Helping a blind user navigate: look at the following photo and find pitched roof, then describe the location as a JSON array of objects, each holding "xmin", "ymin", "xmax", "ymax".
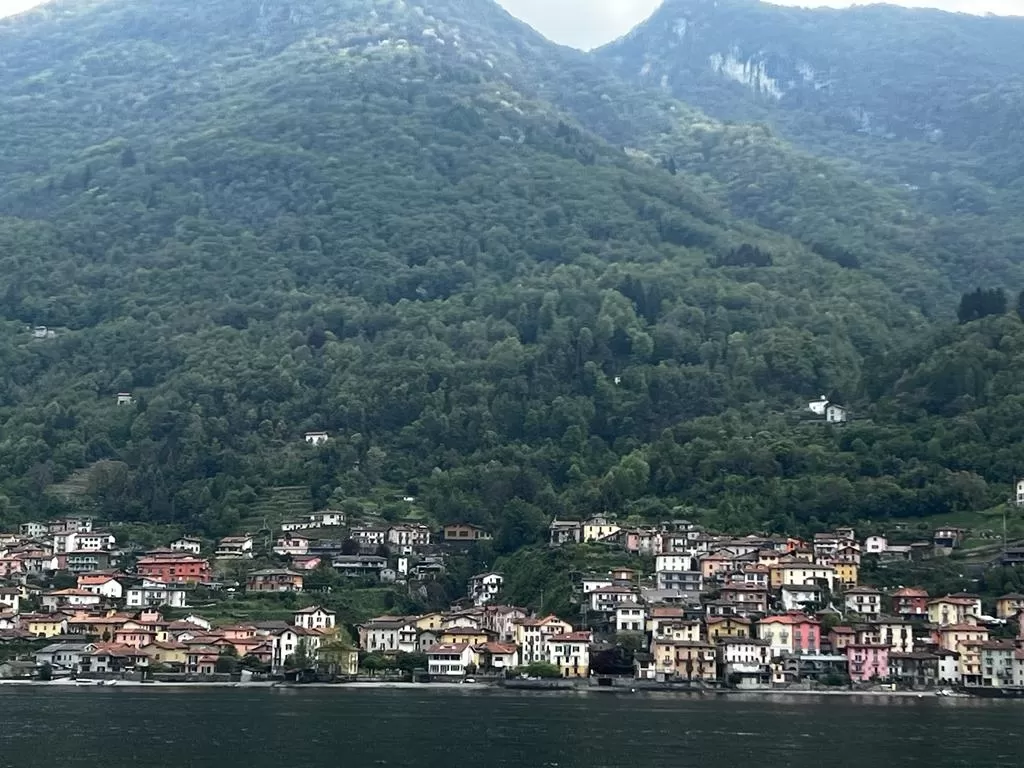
[{"xmin": 425, "ymin": 643, "xmax": 471, "ymax": 653}]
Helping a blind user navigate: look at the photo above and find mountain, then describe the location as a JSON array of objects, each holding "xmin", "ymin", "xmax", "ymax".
[
  {"xmin": 598, "ymin": 0, "xmax": 1024, "ymax": 191},
  {"xmin": 597, "ymin": 0, "xmax": 1024, "ymax": 295},
  {"xmin": 0, "ymin": 0, "xmax": 1018, "ymax": 544}
]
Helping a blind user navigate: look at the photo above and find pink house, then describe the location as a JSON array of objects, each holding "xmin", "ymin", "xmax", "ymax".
[
  {"xmin": 756, "ymin": 613, "xmax": 821, "ymax": 656},
  {"xmin": 846, "ymin": 643, "xmax": 889, "ymax": 683}
]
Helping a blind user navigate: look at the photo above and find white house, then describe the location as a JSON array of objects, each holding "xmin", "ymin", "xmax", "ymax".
[
  {"xmin": 655, "ymin": 554, "xmax": 698, "ymax": 573},
  {"xmin": 75, "ymin": 532, "xmax": 116, "ymax": 551},
  {"xmin": 589, "ymin": 586, "xmax": 639, "ymax": 613},
  {"xmin": 126, "ymin": 579, "xmax": 187, "ymax": 609},
  {"xmin": 281, "ymin": 519, "xmax": 318, "ymax": 532},
  {"xmin": 273, "ymin": 535, "xmax": 310, "ymax": 557},
  {"xmin": 426, "ymin": 643, "xmax": 475, "ymax": 676},
  {"xmin": 780, "ymin": 584, "xmax": 822, "ymax": 612},
  {"xmin": 293, "ymin": 606, "xmax": 336, "ymax": 631},
  {"xmin": 215, "ymin": 536, "xmax": 254, "ymax": 559},
  {"xmin": 938, "ymin": 649, "xmax": 961, "ymax": 685},
  {"xmin": 359, "ymin": 617, "xmax": 418, "ymax": 654},
  {"xmin": 581, "ymin": 575, "xmax": 613, "ymax": 594},
  {"xmin": 809, "ymin": 396, "xmax": 848, "ymax": 423},
  {"xmin": 170, "ymin": 537, "xmax": 203, "ymax": 555},
  {"xmin": 845, "ymin": 586, "xmax": 882, "ymax": 616},
  {"xmin": 41, "ymin": 589, "xmax": 101, "ymax": 612},
  {"xmin": 468, "ymin": 572, "xmax": 504, "ymax": 607},
  {"xmin": 309, "ymin": 510, "xmax": 345, "ymax": 528},
  {"xmin": 1016, "ymin": 479, "xmax": 1024, "ymax": 507},
  {"xmin": 826, "ymin": 404, "xmax": 848, "ymax": 423},
  {"xmin": 35, "ymin": 641, "xmax": 90, "ymax": 672},
  {"xmin": 116, "ymin": 392, "xmax": 134, "ymax": 406},
  {"xmin": 864, "ymin": 535, "xmax": 888, "ymax": 555},
  {"xmin": 304, "ymin": 431, "xmax": 329, "ymax": 446},
  {"xmin": 0, "ymin": 587, "xmax": 20, "ymax": 614},
  {"xmin": 718, "ymin": 637, "xmax": 772, "ymax": 688},
  {"xmin": 386, "ymin": 523, "xmax": 431, "ymax": 550},
  {"xmin": 547, "ymin": 632, "xmax": 591, "ymax": 677},
  {"xmin": 19, "ymin": 522, "xmax": 47, "ymax": 538},
  {"xmin": 77, "ymin": 575, "xmax": 123, "ymax": 599},
  {"xmin": 269, "ymin": 627, "xmax": 323, "ymax": 671},
  {"xmin": 615, "ymin": 604, "xmax": 647, "ymax": 633}
]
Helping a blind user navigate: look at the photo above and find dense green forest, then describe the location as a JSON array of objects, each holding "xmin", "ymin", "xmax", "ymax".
[
  {"xmin": 598, "ymin": 0, "xmax": 1024, "ymax": 293},
  {"xmin": 0, "ymin": 0, "xmax": 1022, "ymax": 546}
]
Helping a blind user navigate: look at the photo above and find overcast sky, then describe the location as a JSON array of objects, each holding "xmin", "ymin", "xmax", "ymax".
[{"xmin": 0, "ymin": 0, "xmax": 1021, "ymax": 48}]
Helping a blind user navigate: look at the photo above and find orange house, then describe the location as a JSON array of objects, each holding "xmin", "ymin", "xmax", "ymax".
[
  {"xmin": 136, "ymin": 555, "xmax": 210, "ymax": 584},
  {"xmin": 246, "ymin": 569, "xmax": 303, "ymax": 592}
]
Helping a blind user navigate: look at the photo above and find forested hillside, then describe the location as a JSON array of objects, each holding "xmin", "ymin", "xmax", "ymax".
[
  {"xmin": 0, "ymin": 0, "xmax": 1021, "ymax": 545},
  {"xmin": 597, "ymin": 0, "xmax": 1024, "ymax": 293}
]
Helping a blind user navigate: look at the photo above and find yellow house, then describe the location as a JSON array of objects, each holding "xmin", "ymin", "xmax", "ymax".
[
  {"xmin": 414, "ymin": 613, "xmax": 445, "ymax": 631},
  {"xmin": 757, "ymin": 550, "xmax": 781, "ymax": 568},
  {"xmin": 995, "ymin": 593, "xmax": 1024, "ymax": 620},
  {"xmin": 936, "ymin": 624, "xmax": 989, "ymax": 666},
  {"xmin": 706, "ymin": 616, "xmax": 752, "ymax": 640},
  {"xmin": 24, "ymin": 614, "xmax": 68, "ymax": 638},
  {"xmin": 662, "ymin": 620, "xmax": 702, "ymax": 642},
  {"xmin": 141, "ymin": 641, "xmax": 188, "ymax": 669},
  {"xmin": 651, "ymin": 640, "xmax": 716, "ymax": 680},
  {"xmin": 778, "ymin": 562, "xmax": 835, "ymax": 591},
  {"xmin": 835, "ymin": 561, "xmax": 858, "ymax": 588},
  {"xmin": 547, "ymin": 632, "xmax": 591, "ymax": 678},
  {"xmin": 582, "ymin": 516, "xmax": 620, "ymax": 543},
  {"xmin": 440, "ymin": 627, "xmax": 492, "ymax": 646},
  {"xmin": 928, "ymin": 597, "xmax": 979, "ymax": 626}
]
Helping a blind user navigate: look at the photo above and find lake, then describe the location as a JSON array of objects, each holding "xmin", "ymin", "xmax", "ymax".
[{"xmin": 1, "ymin": 687, "xmax": 1022, "ymax": 767}]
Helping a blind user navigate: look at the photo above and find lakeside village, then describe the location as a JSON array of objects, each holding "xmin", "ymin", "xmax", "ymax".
[{"xmin": 5, "ymin": 507, "xmax": 1024, "ymax": 695}]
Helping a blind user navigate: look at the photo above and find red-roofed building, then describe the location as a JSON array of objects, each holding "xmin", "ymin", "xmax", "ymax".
[
  {"xmin": 426, "ymin": 643, "xmax": 475, "ymax": 677},
  {"xmin": 891, "ymin": 587, "xmax": 929, "ymax": 617},
  {"xmin": 136, "ymin": 554, "xmax": 210, "ymax": 584},
  {"xmin": 547, "ymin": 631, "xmax": 592, "ymax": 678},
  {"xmin": 475, "ymin": 642, "xmax": 519, "ymax": 671}
]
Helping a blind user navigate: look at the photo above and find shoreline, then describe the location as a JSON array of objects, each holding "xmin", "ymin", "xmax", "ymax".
[{"xmin": 0, "ymin": 679, "xmax": 977, "ymax": 698}]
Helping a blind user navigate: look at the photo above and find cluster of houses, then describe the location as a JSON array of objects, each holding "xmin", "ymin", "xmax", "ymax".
[
  {"xmin": 0, "ymin": 513, "xmax": 497, "ymax": 602},
  {"xmin": 357, "ymin": 606, "xmax": 591, "ymax": 679},
  {"xmin": 25, "ymin": 605, "xmax": 354, "ymax": 679},
  {"xmin": 549, "ymin": 517, "xmax": 968, "ymax": 562}
]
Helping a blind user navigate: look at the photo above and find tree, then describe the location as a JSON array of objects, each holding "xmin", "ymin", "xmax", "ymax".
[
  {"xmin": 523, "ymin": 661, "xmax": 562, "ymax": 679},
  {"xmin": 957, "ymin": 288, "xmax": 1006, "ymax": 324},
  {"xmin": 285, "ymin": 639, "xmax": 312, "ymax": 670}
]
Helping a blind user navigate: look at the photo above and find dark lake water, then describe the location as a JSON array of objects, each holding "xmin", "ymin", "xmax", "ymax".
[{"xmin": 1, "ymin": 687, "xmax": 1021, "ymax": 767}]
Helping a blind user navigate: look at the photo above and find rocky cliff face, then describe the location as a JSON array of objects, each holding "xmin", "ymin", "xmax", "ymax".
[{"xmin": 598, "ymin": 0, "xmax": 1024, "ymax": 151}]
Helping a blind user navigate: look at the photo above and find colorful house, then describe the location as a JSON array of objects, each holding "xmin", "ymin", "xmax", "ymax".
[
  {"xmin": 834, "ymin": 560, "xmax": 858, "ymax": 588},
  {"xmin": 890, "ymin": 587, "xmax": 929, "ymax": 617},
  {"xmin": 246, "ymin": 569, "xmax": 303, "ymax": 593},
  {"xmin": 995, "ymin": 593, "xmax": 1024, "ymax": 620},
  {"xmin": 136, "ymin": 554, "xmax": 210, "ymax": 584},
  {"xmin": 547, "ymin": 631, "xmax": 591, "ymax": 678},
  {"xmin": 706, "ymin": 616, "xmax": 752, "ymax": 640},
  {"xmin": 846, "ymin": 643, "xmax": 890, "ymax": 683},
  {"xmin": 928, "ymin": 596, "xmax": 979, "ymax": 626},
  {"xmin": 756, "ymin": 613, "xmax": 821, "ymax": 657},
  {"xmin": 651, "ymin": 640, "xmax": 717, "ymax": 681}
]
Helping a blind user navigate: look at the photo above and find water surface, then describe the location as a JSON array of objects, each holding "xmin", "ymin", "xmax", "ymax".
[{"xmin": 1, "ymin": 688, "xmax": 1020, "ymax": 767}]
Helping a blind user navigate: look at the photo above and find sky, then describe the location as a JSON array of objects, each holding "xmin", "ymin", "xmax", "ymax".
[{"xmin": 0, "ymin": 0, "xmax": 1021, "ymax": 49}]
